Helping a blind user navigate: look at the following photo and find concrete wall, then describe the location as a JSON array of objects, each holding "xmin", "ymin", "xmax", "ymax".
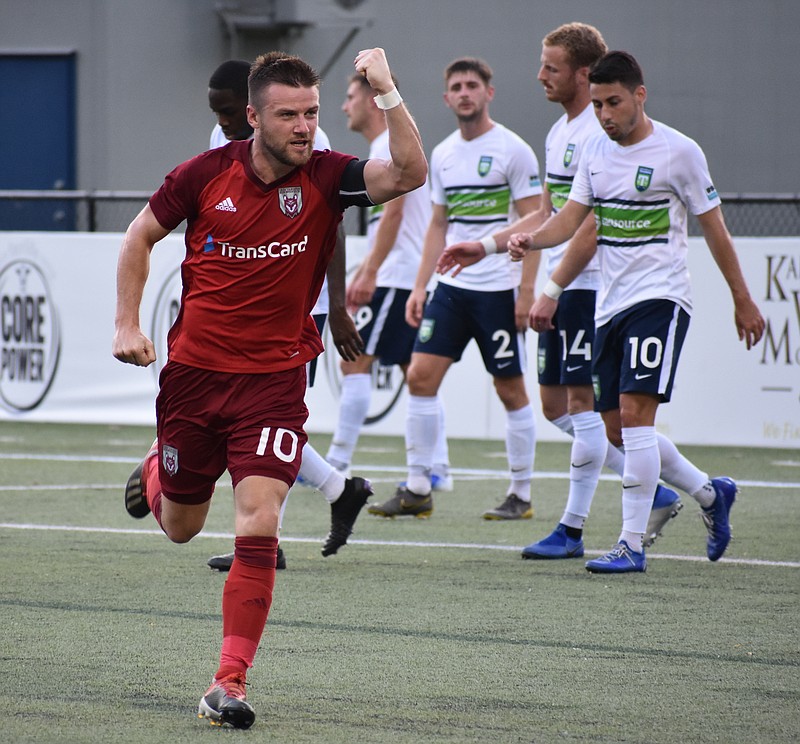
[{"xmin": 0, "ymin": 0, "xmax": 797, "ymax": 197}]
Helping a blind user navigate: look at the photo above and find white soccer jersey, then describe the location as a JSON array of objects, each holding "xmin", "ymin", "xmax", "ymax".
[
  {"xmin": 570, "ymin": 120, "xmax": 721, "ymax": 326},
  {"xmin": 431, "ymin": 123, "xmax": 542, "ymax": 292},
  {"xmin": 543, "ymin": 104, "xmax": 601, "ymax": 291},
  {"xmin": 364, "ymin": 129, "xmax": 432, "ymax": 290}
]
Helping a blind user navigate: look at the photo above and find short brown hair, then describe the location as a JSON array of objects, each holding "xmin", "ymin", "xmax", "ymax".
[
  {"xmin": 249, "ymin": 51, "xmax": 320, "ymax": 106},
  {"xmin": 444, "ymin": 57, "xmax": 493, "ymax": 86},
  {"xmin": 543, "ymin": 23, "xmax": 608, "ymax": 70}
]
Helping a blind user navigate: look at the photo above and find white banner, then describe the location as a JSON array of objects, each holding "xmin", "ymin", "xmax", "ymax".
[{"xmin": 0, "ymin": 231, "xmax": 797, "ymax": 448}]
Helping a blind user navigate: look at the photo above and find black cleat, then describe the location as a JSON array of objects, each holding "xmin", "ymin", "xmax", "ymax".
[
  {"xmin": 124, "ymin": 460, "xmax": 150, "ymax": 518},
  {"xmin": 124, "ymin": 441, "xmax": 158, "ymax": 519},
  {"xmin": 207, "ymin": 546, "xmax": 286, "ymax": 571},
  {"xmin": 198, "ymin": 672, "xmax": 255, "ymax": 729},
  {"xmin": 321, "ymin": 477, "xmax": 373, "ymax": 556}
]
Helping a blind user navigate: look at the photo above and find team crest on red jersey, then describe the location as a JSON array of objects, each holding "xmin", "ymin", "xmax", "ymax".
[{"xmin": 279, "ymin": 186, "xmax": 303, "ymax": 218}]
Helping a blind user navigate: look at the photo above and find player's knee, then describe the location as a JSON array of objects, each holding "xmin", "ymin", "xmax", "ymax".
[
  {"xmin": 405, "ymin": 364, "xmax": 433, "ymax": 395},
  {"xmin": 541, "ymin": 399, "xmax": 566, "ymax": 422},
  {"xmin": 162, "ymin": 523, "xmax": 201, "ymax": 544},
  {"xmin": 493, "ymin": 377, "xmax": 528, "ymax": 410}
]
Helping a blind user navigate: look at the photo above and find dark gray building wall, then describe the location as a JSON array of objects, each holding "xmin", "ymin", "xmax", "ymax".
[{"xmin": 1, "ymin": 0, "xmax": 796, "ymax": 195}]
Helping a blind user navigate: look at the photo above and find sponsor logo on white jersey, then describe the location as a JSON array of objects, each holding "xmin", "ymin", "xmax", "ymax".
[{"xmin": 215, "ymin": 197, "xmax": 237, "ymax": 212}]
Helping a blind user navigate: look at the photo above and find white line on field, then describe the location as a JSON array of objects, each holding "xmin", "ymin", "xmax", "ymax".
[
  {"xmin": 0, "ymin": 521, "xmax": 797, "ymax": 568},
  {"xmin": 1, "ymin": 467, "xmax": 799, "ymax": 491}
]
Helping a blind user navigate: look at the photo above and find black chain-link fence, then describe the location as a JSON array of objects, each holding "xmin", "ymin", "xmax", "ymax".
[
  {"xmin": 0, "ymin": 190, "xmax": 151, "ymax": 232},
  {"xmin": 0, "ymin": 190, "xmax": 797, "ymax": 236},
  {"xmin": 688, "ymin": 194, "xmax": 800, "ymax": 237}
]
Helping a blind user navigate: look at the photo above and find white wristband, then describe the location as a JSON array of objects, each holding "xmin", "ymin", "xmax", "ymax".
[
  {"xmin": 373, "ymin": 87, "xmax": 403, "ymax": 110},
  {"xmin": 480, "ymin": 235, "xmax": 498, "ymax": 255},
  {"xmin": 543, "ymin": 279, "xmax": 564, "ymax": 300}
]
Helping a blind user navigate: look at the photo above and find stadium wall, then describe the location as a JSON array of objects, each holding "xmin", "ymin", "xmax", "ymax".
[
  {"xmin": 0, "ymin": 0, "xmax": 797, "ymax": 195},
  {"xmin": 1, "ymin": 232, "xmax": 797, "ymax": 448}
]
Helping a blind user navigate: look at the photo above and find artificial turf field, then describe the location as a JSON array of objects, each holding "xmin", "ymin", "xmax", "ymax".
[{"xmin": 1, "ymin": 420, "xmax": 798, "ymax": 743}]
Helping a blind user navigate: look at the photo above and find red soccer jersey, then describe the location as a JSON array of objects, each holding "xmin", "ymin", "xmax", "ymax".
[{"xmin": 149, "ymin": 141, "xmax": 358, "ymax": 374}]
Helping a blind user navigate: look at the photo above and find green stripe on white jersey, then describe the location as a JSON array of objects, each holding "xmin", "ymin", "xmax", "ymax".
[
  {"xmin": 570, "ymin": 120, "xmax": 721, "ymax": 326},
  {"xmin": 542, "ymin": 104, "xmax": 603, "ymax": 289},
  {"xmin": 430, "ymin": 122, "xmax": 542, "ymax": 292}
]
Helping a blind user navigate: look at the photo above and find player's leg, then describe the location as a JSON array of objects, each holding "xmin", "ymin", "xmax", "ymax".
[
  {"xmin": 198, "ymin": 366, "xmax": 307, "ymax": 729},
  {"xmin": 430, "ymin": 398, "xmax": 453, "ymax": 490},
  {"xmin": 471, "ymin": 289, "xmax": 536, "ymax": 520},
  {"xmin": 524, "ymin": 291, "xmax": 600, "ymax": 554},
  {"xmin": 587, "ymin": 301, "xmax": 690, "ymax": 573},
  {"xmin": 482, "ymin": 373, "xmax": 536, "ymax": 519},
  {"xmin": 368, "ymin": 284, "xmax": 466, "ymax": 518},
  {"xmin": 368, "ymin": 351, "xmax": 451, "ymax": 518},
  {"xmin": 124, "ymin": 362, "xmax": 223, "ymax": 542},
  {"xmin": 327, "ymin": 287, "xmax": 411, "ymax": 472},
  {"xmin": 326, "ymin": 353, "xmax": 374, "ymax": 472},
  {"xmin": 199, "ymin": 474, "xmax": 285, "ymax": 730}
]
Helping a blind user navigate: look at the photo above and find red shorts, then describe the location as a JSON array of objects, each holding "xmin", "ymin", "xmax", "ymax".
[{"xmin": 155, "ymin": 361, "xmax": 309, "ymax": 505}]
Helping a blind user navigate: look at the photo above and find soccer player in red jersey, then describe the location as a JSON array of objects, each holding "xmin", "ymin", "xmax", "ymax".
[{"xmin": 112, "ymin": 47, "xmax": 426, "ymax": 730}]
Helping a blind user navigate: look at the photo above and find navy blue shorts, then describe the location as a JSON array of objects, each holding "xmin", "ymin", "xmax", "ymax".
[
  {"xmin": 353, "ymin": 286, "xmax": 418, "ymax": 366},
  {"xmin": 413, "ymin": 282, "xmax": 526, "ymax": 378},
  {"xmin": 592, "ymin": 299, "xmax": 690, "ymax": 411},
  {"xmin": 537, "ymin": 289, "xmax": 596, "ymax": 387},
  {"xmin": 307, "ymin": 313, "xmax": 326, "ymax": 387}
]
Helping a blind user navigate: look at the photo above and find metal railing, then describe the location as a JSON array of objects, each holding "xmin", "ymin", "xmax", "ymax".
[{"xmin": 0, "ymin": 189, "xmax": 797, "ymax": 236}]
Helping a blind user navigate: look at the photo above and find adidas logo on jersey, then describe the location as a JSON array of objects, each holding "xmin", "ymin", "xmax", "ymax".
[{"xmin": 215, "ymin": 197, "xmax": 237, "ymax": 212}]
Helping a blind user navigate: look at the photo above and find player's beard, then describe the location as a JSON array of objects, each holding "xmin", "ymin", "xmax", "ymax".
[
  {"xmin": 257, "ymin": 129, "xmax": 313, "ymax": 168},
  {"xmin": 455, "ymin": 105, "xmax": 483, "ymax": 125}
]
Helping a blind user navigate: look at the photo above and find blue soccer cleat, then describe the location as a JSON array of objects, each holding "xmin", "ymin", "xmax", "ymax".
[
  {"xmin": 643, "ymin": 485, "xmax": 683, "ymax": 548},
  {"xmin": 585, "ymin": 540, "xmax": 646, "ymax": 574},
  {"xmin": 521, "ymin": 523, "xmax": 584, "ymax": 559},
  {"xmin": 702, "ymin": 477, "xmax": 737, "ymax": 561}
]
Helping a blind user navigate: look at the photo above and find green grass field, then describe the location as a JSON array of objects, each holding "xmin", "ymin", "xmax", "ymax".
[{"xmin": 1, "ymin": 420, "xmax": 798, "ymax": 743}]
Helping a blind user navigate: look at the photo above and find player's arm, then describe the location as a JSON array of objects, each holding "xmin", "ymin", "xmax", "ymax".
[
  {"xmin": 113, "ymin": 204, "xmax": 169, "ymax": 367},
  {"xmin": 509, "ymin": 198, "xmax": 591, "ymax": 260},
  {"xmin": 437, "ymin": 160, "xmax": 552, "ymax": 279},
  {"xmin": 437, "ymin": 193, "xmax": 583, "ymax": 275},
  {"xmin": 529, "ymin": 214, "xmax": 598, "ymax": 332},
  {"xmin": 347, "ymin": 196, "xmax": 405, "ymax": 308},
  {"xmin": 486, "ymin": 189, "xmax": 554, "ymax": 255},
  {"xmin": 327, "ymin": 224, "xmax": 364, "ymax": 361},
  {"xmin": 406, "ymin": 204, "xmax": 447, "ymax": 328},
  {"xmin": 697, "ymin": 206, "xmax": 765, "ymax": 350},
  {"xmin": 514, "ymin": 194, "xmax": 543, "ymax": 332},
  {"xmin": 354, "ymin": 48, "xmax": 427, "ymax": 204}
]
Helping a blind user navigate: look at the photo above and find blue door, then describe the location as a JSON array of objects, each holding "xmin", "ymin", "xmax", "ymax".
[{"xmin": 0, "ymin": 54, "xmax": 77, "ymax": 230}]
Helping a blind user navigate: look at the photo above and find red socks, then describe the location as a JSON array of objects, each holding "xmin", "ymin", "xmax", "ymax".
[
  {"xmin": 216, "ymin": 536, "xmax": 279, "ymax": 679},
  {"xmin": 142, "ymin": 446, "xmax": 164, "ymax": 528}
]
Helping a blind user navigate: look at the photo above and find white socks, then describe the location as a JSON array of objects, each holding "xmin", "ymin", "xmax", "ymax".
[
  {"xmin": 326, "ymin": 373, "xmax": 372, "ymax": 470},
  {"xmin": 620, "ymin": 426, "xmax": 660, "ymax": 552},
  {"xmin": 656, "ymin": 433, "xmax": 713, "ymax": 507},
  {"xmin": 506, "ymin": 405, "xmax": 536, "ymax": 502},
  {"xmin": 298, "ymin": 443, "xmax": 345, "ymax": 504},
  {"xmin": 562, "ymin": 411, "xmax": 607, "ymax": 527},
  {"xmin": 405, "ymin": 394, "xmax": 440, "ymax": 495}
]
